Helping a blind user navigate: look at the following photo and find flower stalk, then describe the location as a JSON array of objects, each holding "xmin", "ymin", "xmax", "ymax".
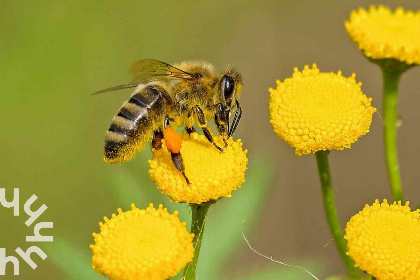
[
  {"xmin": 183, "ymin": 201, "xmax": 213, "ymax": 280},
  {"xmin": 373, "ymin": 58, "xmax": 415, "ymax": 202},
  {"xmin": 315, "ymin": 151, "xmax": 360, "ymax": 279},
  {"xmin": 380, "ymin": 65, "xmax": 408, "ymax": 202}
]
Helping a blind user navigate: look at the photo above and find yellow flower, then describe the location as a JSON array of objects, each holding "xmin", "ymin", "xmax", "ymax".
[
  {"xmin": 345, "ymin": 199, "xmax": 420, "ymax": 280},
  {"xmin": 345, "ymin": 6, "xmax": 420, "ymax": 65},
  {"xmin": 269, "ymin": 64, "xmax": 376, "ymax": 155},
  {"xmin": 149, "ymin": 133, "xmax": 248, "ymax": 204},
  {"xmin": 90, "ymin": 203, "xmax": 194, "ymax": 280}
]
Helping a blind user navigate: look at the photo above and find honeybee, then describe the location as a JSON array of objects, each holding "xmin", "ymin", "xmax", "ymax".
[{"xmin": 95, "ymin": 59, "xmax": 243, "ymax": 183}]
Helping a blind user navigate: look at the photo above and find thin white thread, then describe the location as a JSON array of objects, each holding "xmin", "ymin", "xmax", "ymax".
[
  {"xmin": 241, "ymin": 220, "xmax": 320, "ymax": 280},
  {"xmin": 323, "ymin": 238, "xmax": 335, "ymax": 248}
]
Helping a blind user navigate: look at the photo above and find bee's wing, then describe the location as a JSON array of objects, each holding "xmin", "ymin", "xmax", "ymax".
[
  {"xmin": 92, "ymin": 83, "xmax": 139, "ymax": 95},
  {"xmin": 129, "ymin": 59, "xmax": 196, "ymax": 83},
  {"xmin": 93, "ymin": 60, "xmax": 195, "ymax": 95}
]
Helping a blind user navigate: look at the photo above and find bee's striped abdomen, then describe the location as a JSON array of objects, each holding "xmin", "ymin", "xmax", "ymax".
[{"xmin": 104, "ymin": 85, "xmax": 169, "ymax": 163}]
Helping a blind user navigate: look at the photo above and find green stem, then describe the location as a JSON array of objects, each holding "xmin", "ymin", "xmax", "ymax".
[
  {"xmin": 315, "ymin": 151, "xmax": 360, "ymax": 279},
  {"xmin": 382, "ymin": 67, "xmax": 404, "ymax": 202},
  {"xmin": 183, "ymin": 202, "xmax": 213, "ymax": 280}
]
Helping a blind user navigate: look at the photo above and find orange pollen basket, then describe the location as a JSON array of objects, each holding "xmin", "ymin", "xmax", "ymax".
[{"xmin": 164, "ymin": 127, "xmax": 183, "ymax": 153}]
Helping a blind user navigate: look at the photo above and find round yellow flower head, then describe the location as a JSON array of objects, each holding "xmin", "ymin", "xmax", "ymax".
[
  {"xmin": 149, "ymin": 133, "xmax": 248, "ymax": 204},
  {"xmin": 90, "ymin": 203, "xmax": 194, "ymax": 280},
  {"xmin": 345, "ymin": 6, "xmax": 420, "ymax": 65},
  {"xmin": 345, "ymin": 199, "xmax": 420, "ymax": 280},
  {"xmin": 269, "ymin": 64, "xmax": 376, "ymax": 156}
]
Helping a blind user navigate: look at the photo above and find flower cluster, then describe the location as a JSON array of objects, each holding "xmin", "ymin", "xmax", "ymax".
[
  {"xmin": 91, "ymin": 203, "xmax": 194, "ymax": 280},
  {"xmin": 90, "ymin": 4, "xmax": 420, "ymax": 280},
  {"xmin": 345, "ymin": 6, "xmax": 420, "ymax": 65},
  {"xmin": 269, "ymin": 64, "xmax": 376, "ymax": 155},
  {"xmin": 345, "ymin": 199, "xmax": 420, "ymax": 280}
]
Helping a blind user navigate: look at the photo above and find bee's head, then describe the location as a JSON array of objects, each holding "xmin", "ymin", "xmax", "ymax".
[{"xmin": 219, "ymin": 67, "xmax": 242, "ymax": 109}]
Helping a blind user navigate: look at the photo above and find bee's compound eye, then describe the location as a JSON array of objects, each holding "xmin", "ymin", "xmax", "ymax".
[{"xmin": 222, "ymin": 75, "xmax": 235, "ymax": 100}]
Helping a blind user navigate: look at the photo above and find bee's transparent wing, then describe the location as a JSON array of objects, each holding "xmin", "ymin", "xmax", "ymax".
[
  {"xmin": 92, "ymin": 83, "xmax": 139, "ymax": 95},
  {"xmin": 93, "ymin": 60, "xmax": 196, "ymax": 95},
  {"xmin": 129, "ymin": 59, "xmax": 195, "ymax": 83}
]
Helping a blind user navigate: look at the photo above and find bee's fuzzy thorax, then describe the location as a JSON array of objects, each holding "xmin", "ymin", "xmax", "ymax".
[{"xmin": 175, "ymin": 60, "xmax": 216, "ymax": 77}]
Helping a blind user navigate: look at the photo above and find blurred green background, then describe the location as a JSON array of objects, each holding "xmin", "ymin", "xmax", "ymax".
[{"xmin": 1, "ymin": 0, "xmax": 419, "ymax": 279}]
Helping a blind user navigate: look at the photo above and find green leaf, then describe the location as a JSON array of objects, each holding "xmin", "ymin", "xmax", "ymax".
[
  {"xmin": 197, "ymin": 155, "xmax": 274, "ymax": 279},
  {"xmin": 108, "ymin": 153, "xmax": 157, "ymax": 207},
  {"xmin": 44, "ymin": 237, "xmax": 102, "ymax": 280},
  {"xmin": 108, "ymin": 153, "xmax": 190, "ymax": 225}
]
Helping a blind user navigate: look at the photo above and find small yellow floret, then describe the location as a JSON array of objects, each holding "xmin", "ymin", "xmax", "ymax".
[
  {"xmin": 149, "ymin": 133, "xmax": 248, "ymax": 204},
  {"xmin": 345, "ymin": 6, "xmax": 420, "ymax": 65},
  {"xmin": 269, "ymin": 64, "xmax": 376, "ymax": 155},
  {"xmin": 90, "ymin": 203, "xmax": 194, "ymax": 280},
  {"xmin": 345, "ymin": 199, "xmax": 420, "ymax": 280}
]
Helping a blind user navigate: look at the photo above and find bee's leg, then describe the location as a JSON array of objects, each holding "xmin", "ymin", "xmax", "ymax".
[
  {"xmin": 215, "ymin": 103, "xmax": 229, "ymax": 147},
  {"xmin": 171, "ymin": 152, "xmax": 190, "ymax": 184},
  {"xmin": 152, "ymin": 130, "xmax": 164, "ymax": 150},
  {"xmin": 228, "ymin": 100, "xmax": 242, "ymax": 137},
  {"xmin": 184, "ymin": 111, "xmax": 196, "ymax": 137},
  {"xmin": 164, "ymin": 115, "xmax": 176, "ymax": 129},
  {"xmin": 195, "ymin": 106, "xmax": 223, "ymax": 152},
  {"xmin": 185, "ymin": 126, "xmax": 196, "ymax": 136},
  {"xmin": 163, "ymin": 118, "xmax": 190, "ymax": 184}
]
